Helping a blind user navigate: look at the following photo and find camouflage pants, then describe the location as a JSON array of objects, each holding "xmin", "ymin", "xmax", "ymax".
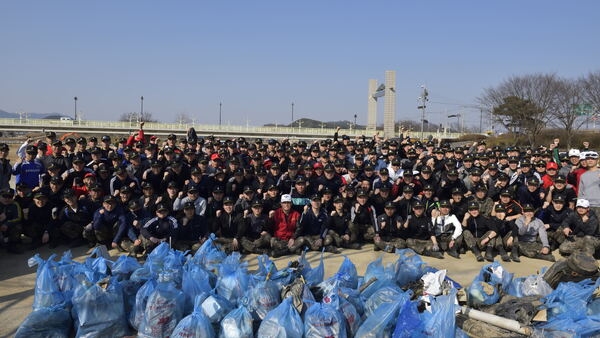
[
  {"xmin": 515, "ymin": 240, "xmax": 543, "ymax": 258},
  {"xmin": 559, "ymin": 235, "xmax": 600, "ymax": 256},
  {"xmin": 325, "ymin": 230, "xmax": 355, "ymax": 248},
  {"xmin": 291, "ymin": 235, "xmax": 323, "ymax": 252},
  {"xmin": 214, "ymin": 237, "xmax": 240, "ymax": 254},
  {"xmin": 349, "ymin": 222, "xmax": 375, "ymax": 243},
  {"xmin": 83, "ymin": 222, "xmax": 116, "ymax": 246},
  {"xmin": 174, "ymin": 240, "xmax": 202, "ymax": 253},
  {"xmin": 406, "ymin": 238, "xmax": 435, "ymax": 255},
  {"xmin": 1, "ymin": 223, "xmax": 22, "ymax": 243},
  {"xmin": 374, "ymin": 235, "xmax": 406, "ymax": 252},
  {"xmin": 240, "ymin": 234, "xmax": 272, "ymax": 254},
  {"xmin": 546, "ymin": 227, "xmax": 567, "ymax": 248},
  {"xmin": 436, "ymin": 233, "xmax": 463, "ymax": 252},
  {"xmin": 462, "ymin": 230, "xmax": 494, "ymax": 250}
]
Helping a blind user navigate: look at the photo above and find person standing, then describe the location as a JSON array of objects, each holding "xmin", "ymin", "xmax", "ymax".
[{"xmin": 578, "ymin": 151, "xmax": 600, "ymax": 216}]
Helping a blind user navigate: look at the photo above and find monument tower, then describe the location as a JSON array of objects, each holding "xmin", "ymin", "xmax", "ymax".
[{"xmin": 367, "ymin": 70, "xmax": 396, "ymax": 138}]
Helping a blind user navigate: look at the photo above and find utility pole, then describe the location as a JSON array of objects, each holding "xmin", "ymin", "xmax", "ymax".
[
  {"xmin": 73, "ymin": 97, "xmax": 77, "ymax": 121},
  {"xmin": 291, "ymin": 102, "xmax": 294, "ymax": 128},
  {"xmin": 417, "ymin": 86, "xmax": 429, "ymax": 141},
  {"xmin": 219, "ymin": 102, "xmax": 222, "ymax": 126},
  {"xmin": 140, "ymin": 96, "xmax": 144, "ymax": 122}
]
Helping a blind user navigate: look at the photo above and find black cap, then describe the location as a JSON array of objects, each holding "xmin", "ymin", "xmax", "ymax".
[
  {"xmin": 324, "ymin": 164, "xmax": 335, "ymax": 172},
  {"xmin": 33, "ymin": 191, "xmax": 48, "ymax": 199},
  {"xmin": 156, "ymin": 203, "xmax": 169, "ymax": 211},
  {"xmin": 243, "ymin": 186, "xmax": 254, "ymax": 193},
  {"xmin": 187, "ymin": 185, "xmax": 199, "ymax": 193},
  {"xmin": 379, "ymin": 182, "xmax": 392, "ymax": 191},
  {"xmin": 439, "ymin": 200, "xmax": 451, "ymax": 208},
  {"xmin": 310, "ymin": 194, "xmax": 321, "ymax": 201},
  {"xmin": 183, "ymin": 201, "xmax": 196, "ymax": 209},
  {"xmin": 50, "ymin": 176, "xmax": 63, "ymax": 184},
  {"xmin": 402, "ymin": 185, "xmax": 414, "ymax": 193},
  {"xmin": 333, "ymin": 195, "xmax": 344, "ymax": 203},
  {"xmin": 379, "ymin": 168, "xmax": 389, "ymax": 175},
  {"xmin": 25, "ymin": 145, "xmax": 38, "ymax": 154},
  {"xmin": 451, "ymin": 187, "xmax": 463, "ymax": 195},
  {"xmin": 522, "ymin": 203, "xmax": 535, "ymax": 212},
  {"xmin": 384, "ymin": 201, "xmax": 396, "ymax": 209},
  {"xmin": 423, "ymin": 184, "xmax": 434, "ymax": 191},
  {"xmin": 499, "ymin": 189, "xmax": 512, "ymax": 197},
  {"xmin": 251, "ymin": 200, "xmax": 263, "ymax": 207},
  {"xmin": 356, "ymin": 189, "xmax": 368, "ymax": 197},
  {"xmin": 554, "ymin": 175, "xmax": 566, "ymax": 183},
  {"xmin": 447, "ymin": 169, "xmax": 458, "ymax": 176},
  {"xmin": 468, "ymin": 201, "xmax": 480, "ymax": 210},
  {"xmin": 223, "ymin": 196, "xmax": 235, "ymax": 204},
  {"xmin": 119, "ymin": 186, "xmax": 132, "ymax": 194},
  {"xmin": 103, "ymin": 195, "xmax": 116, "ymax": 204},
  {"xmin": 128, "ymin": 200, "xmax": 142, "ymax": 210},
  {"xmin": 552, "ymin": 195, "xmax": 566, "ymax": 203},
  {"xmin": 494, "ymin": 204, "xmax": 506, "ymax": 213},
  {"xmin": 412, "ymin": 200, "xmax": 425, "ymax": 208},
  {"xmin": 213, "ymin": 185, "xmax": 224, "ymax": 193}
]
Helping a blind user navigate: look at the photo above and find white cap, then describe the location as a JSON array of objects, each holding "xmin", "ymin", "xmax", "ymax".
[
  {"xmin": 281, "ymin": 194, "xmax": 292, "ymax": 203},
  {"xmin": 576, "ymin": 199, "xmax": 590, "ymax": 208},
  {"xmin": 585, "ymin": 151, "xmax": 599, "ymax": 159},
  {"xmin": 568, "ymin": 149, "xmax": 580, "ymax": 158}
]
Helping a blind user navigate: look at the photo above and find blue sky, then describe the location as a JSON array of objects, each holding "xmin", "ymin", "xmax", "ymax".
[{"xmin": 1, "ymin": 1, "xmax": 598, "ymax": 129}]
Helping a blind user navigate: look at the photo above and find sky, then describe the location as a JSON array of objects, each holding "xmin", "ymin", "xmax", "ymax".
[{"xmin": 1, "ymin": 1, "xmax": 599, "ymax": 130}]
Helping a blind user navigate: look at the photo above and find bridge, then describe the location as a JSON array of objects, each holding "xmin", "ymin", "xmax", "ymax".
[{"xmin": 0, "ymin": 118, "xmax": 468, "ymax": 142}]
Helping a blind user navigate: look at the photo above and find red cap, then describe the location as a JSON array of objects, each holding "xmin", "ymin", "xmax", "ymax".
[
  {"xmin": 546, "ymin": 162, "xmax": 558, "ymax": 170},
  {"xmin": 150, "ymin": 135, "xmax": 158, "ymax": 140},
  {"xmin": 210, "ymin": 153, "xmax": 220, "ymax": 161},
  {"xmin": 313, "ymin": 163, "xmax": 324, "ymax": 169},
  {"xmin": 84, "ymin": 172, "xmax": 96, "ymax": 178}
]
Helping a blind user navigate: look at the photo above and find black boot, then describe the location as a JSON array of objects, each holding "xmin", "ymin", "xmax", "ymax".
[
  {"xmin": 484, "ymin": 246, "xmax": 494, "ymax": 262},
  {"xmin": 270, "ymin": 247, "xmax": 289, "ymax": 258},
  {"xmin": 447, "ymin": 247, "xmax": 460, "ymax": 258},
  {"xmin": 510, "ymin": 246, "xmax": 520, "ymax": 262},
  {"xmin": 424, "ymin": 250, "xmax": 444, "ymax": 259},
  {"xmin": 498, "ymin": 247, "xmax": 510, "ymax": 262},
  {"xmin": 535, "ymin": 252, "xmax": 556, "ymax": 262},
  {"xmin": 472, "ymin": 246, "xmax": 484, "ymax": 262}
]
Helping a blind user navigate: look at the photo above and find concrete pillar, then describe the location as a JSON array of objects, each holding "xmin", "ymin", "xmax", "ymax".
[
  {"xmin": 367, "ymin": 79, "xmax": 377, "ymax": 131},
  {"xmin": 383, "ymin": 70, "xmax": 396, "ymax": 138}
]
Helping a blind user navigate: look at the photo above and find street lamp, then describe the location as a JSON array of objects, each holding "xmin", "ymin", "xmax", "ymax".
[
  {"xmin": 73, "ymin": 97, "xmax": 77, "ymax": 121},
  {"xmin": 291, "ymin": 102, "xmax": 294, "ymax": 128},
  {"xmin": 417, "ymin": 85, "xmax": 429, "ymax": 140},
  {"xmin": 354, "ymin": 114, "xmax": 357, "ymax": 129},
  {"xmin": 140, "ymin": 96, "xmax": 144, "ymax": 122},
  {"xmin": 219, "ymin": 102, "xmax": 222, "ymax": 126}
]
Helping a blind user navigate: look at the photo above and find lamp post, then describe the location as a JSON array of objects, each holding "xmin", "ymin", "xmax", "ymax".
[
  {"xmin": 354, "ymin": 114, "xmax": 357, "ymax": 129},
  {"xmin": 140, "ymin": 96, "xmax": 144, "ymax": 122},
  {"xmin": 291, "ymin": 102, "xmax": 294, "ymax": 128},
  {"xmin": 219, "ymin": 102, "xmax": 222, "ymax": 126},
  {"xmin": 417, "ymin": 86, "xmax": 429, "ymax": 141},
  {"xmin": 73, "ymin": 97, "xmax": 77, "ymax": 121}
]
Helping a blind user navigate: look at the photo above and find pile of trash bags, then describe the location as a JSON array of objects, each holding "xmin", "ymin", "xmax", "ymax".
[{"xmin": 15, "ymin": 233, "xmax": 600, "ymax": 337}]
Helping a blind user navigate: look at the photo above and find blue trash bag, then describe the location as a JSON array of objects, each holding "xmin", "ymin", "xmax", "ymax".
[
  {"xmin": 138, "ymin": 273, "xmax": 186, "ymax": 338},
  {"xmin": 394, "ymin": 249, "xmax": 427, "ymax": 287},
  {"xmin": 171, "ymin": 295, "xmax": 216, "ymax": 338},
  {"xmin": 521, "ymin": 273, "xmax": 553, "ymax": 297},
  {"xmin": 257, "ymin": 297, "xmax": 304, "ymax": 338},
  {"xmin": 163, "ymin": 248, "xmax": 186, "ymax": 288},
  {"xmin": 506, "ymin": 277, "xmax": 525, "ymax": 297},
  {"xmin": 339, "ymin": 295, "xmax": 362, "ymax": 337},
  {"xmin": 28, "ymin": 254, "xmax": 65, "ymax": 311},
  {"xmin": 111, "ymin": 254, "xmax": 141, "ymax": 281},
  {"xmin": 201, "ymin": 291, "xmax": 234, "ymax": 323},
  {"xmin": 219, "ymin": 304, "xmax": 254, "ymax": 338},
  {"xmin": 339, "ymin": 287, "xmax": 365, "ymax": 316},
  {"xmin": 248, "ymin": 278, "xmax": 281, "ymax": 320},
  {"xmin": 360, "ymin": 257, "xmax": 396, "ymax": 299},
  {"xmin": 467, "ymin": 281, "xmax": 500, "ymax": 307},
  {"xmin": 419, "ymin": 288, "xmax": 459, "ymax": 337},
  {"xmin": 393, "ymin": 300, "xmax": 423, "ymax": 338},
  {"xmin": 15, "ymin": 303, "xmax": 72, "ymax": 338},
  {"xmin": 55, "ymin": 251, "xmax": 79, "ymax": 303},
  {"xmin": 304, "ymin": 300, "xmax": 347, "ymax": 338},
  {"xmin": 303, "ymin": 251, "xmax": 325, "ymax": 287},
  {"xmin": 193, "ymin": 233, "xmax": 227, "ymax": 273},
  {"xmin": 335, "ymin": 256, "xmax": 358, "ymax": 289},
  {"xmin": 534, "ymin": 316, "xmax": 600, "ymax": 337},
  {"xmin": 130, "ymin": 278, "xmax": 157, "ymax": 330},
  {"xmin": 71, "ymin": 277, "xmax": 129, "ymax": 338},
  {"xmin": 182, "ymin": 265, "xmax": 213, "ymax": 315},
  {"xmin": 475, "ymin": 261, "xmax": 513, "ymax": 292},
  {"xmin": 216, "ymin": 252, "xmax": 249, "ymax": 307},
  {"xmin": 355, "ymin": 297, "xmax": 404, "ymax": 338},
  {"xmin": 364, "ymin": 285, "xmax": 406, "ymax": 317},
  {"xmin": 543, "ymin": 279, "xmax": 596, "ymax": 321},
  {"xmin": 120, "ymin": 279, "xmax": 143, "ymax": 324}
]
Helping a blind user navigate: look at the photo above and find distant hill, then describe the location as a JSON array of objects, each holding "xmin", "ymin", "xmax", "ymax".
[
  {"xmin": 264, "ymin": 117, "xmax": 365, "ymax": 129},
  {"xmin": 0, "ymin": 109, "xmax": 53, "ymax": 119}
]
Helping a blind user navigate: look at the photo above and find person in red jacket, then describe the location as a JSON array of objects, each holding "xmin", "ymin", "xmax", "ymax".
[
  {"xmin": 269, "ymin": 193, "xmax": 301, "ymax": 257},
  {"xmin": 126, "ymin": 121, "xmax": 146, "ymax": 148}
]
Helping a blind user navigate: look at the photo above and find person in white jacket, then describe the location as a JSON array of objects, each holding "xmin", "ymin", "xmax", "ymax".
[{"xmin": 431, "ymin": 199, "xmax": 463, "ymax": 258}]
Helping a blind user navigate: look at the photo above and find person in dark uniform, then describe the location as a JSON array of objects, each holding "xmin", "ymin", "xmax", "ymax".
[
  {"xmin": 373, "ymin": 201, "xmax": 407, "ymax": 253},
  {"xmin": 23, "ymin": 191, "xmax": 55, "ymax": 250},
  {"xmin": 538, "ymin": 194, "xmax": 571, "ymax": 249},
  {"xmin": 55, "ymin": 189, "xmax": 93, "ymax": 248},
  {"xmin": 461, "ymin": 201, "xmax": 498, "ymax": 262},
  {"xmin": 0, "ymin": 188, "xmax": 23, "ymax": 253},
  {"xmin": 349, "ymin": 189, "xmax": 377, "ymax": 244},
  {"xmin": 509, "ymin": 203, "xmax": 555, "ymax": 262},
  {"xmin": 405, "ymin": 200, "xmax": 444, "ymax": 259},
  {"xmin": 212, "ymin": 196, "xmax": 243, "ymax": 253},
  {"xmin": 175, "ymin": 201, "xmax": 208, "ymax": 253},
  {"xmin": 140, "ymin": 203, "xmax": 179, "ymax": 254},
  {"xmin": 290, "ymin": 194, "xmax": 331, "ymax": 253},
  {"xmin": 488, "ymin": 204, "xmax": 513, "ymax": 262},
  {"xmin": 239, "ymin": 200, "xmax": 273, "ymax": 254},
  {"xmin": 559, "ymin": 198, "xmax": 600, "ymax": 257},
  {"xmin": 326, "ymin": 195, "xmax": 358, "ymax": 249},
  {"xmin": 84, "ymin": 195, "xmax": 127, "ymax": 249}
]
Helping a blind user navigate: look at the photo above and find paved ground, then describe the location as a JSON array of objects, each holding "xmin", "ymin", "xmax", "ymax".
[{"xmin": 0, "ymin": 243, "xmax": 559, "ymax": 338}]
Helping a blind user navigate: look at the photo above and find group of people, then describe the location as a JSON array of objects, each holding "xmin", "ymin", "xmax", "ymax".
[{"xmin": 0, "ymin": 123, "xmax": 599, "ymax": 262}]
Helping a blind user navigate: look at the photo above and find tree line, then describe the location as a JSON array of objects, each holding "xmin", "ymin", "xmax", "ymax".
[{"xmin": 477, "ymin": 71, "xmax": 600, "ymax": 148}]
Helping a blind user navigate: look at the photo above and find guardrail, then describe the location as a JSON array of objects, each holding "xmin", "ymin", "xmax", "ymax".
[{"xmin": 0, "ymin": 118, "xmax": 468, "ymax": 140}]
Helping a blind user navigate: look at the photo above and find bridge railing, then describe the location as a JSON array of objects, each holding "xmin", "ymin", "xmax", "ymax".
[{"xmin": 0, "ymin": 118, "xmax": 468, "ymax": 140}]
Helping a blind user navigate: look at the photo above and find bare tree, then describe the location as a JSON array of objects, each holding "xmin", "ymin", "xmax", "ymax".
[
  {"xmin": 581, "ymin": 71, "xmax": 600, "ymax": 112},
  {"xmin": 477, "ymin": 73, "xmax": 561, "ymax": 145},
  {"xmin": 174, "ymin": 113, "xmax": 193, "ymax": 124},
  {"xmin": 549, "ymin": 78, "xmax": 586, "ymax": 148},
  {"xmin": 118, "ymin": 112, "xmax": 157, "ymax": 123}
]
